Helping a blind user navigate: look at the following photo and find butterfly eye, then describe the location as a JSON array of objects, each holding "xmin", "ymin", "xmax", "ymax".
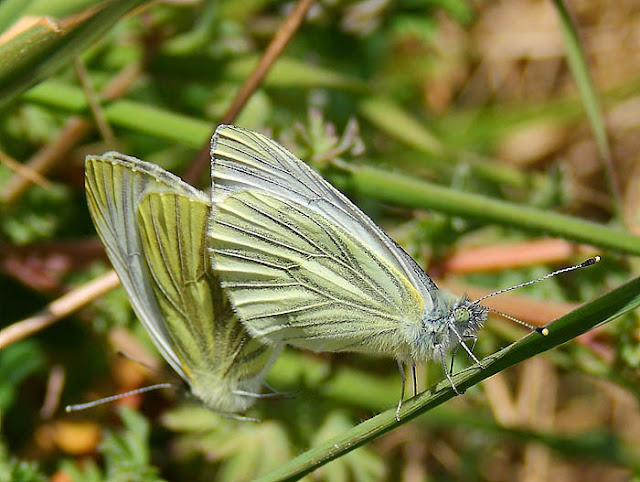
[{"xmin": 454, "ymin": 308, "xmax": 470, "ymax": 324}]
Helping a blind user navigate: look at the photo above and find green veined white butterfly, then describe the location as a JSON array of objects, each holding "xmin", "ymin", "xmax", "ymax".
[
  {"xmin": 83, "ymin": 153, "xmax": 279, "ymax": 415},
  {"xmin": 206, "ymin": 125, "xmax": 595, "ymax": 417}
]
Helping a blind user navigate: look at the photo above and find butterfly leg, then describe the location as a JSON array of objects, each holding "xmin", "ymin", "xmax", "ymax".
[
  {"xmin": 396, "ymin": 360, "xmax": 406, "ymax": 421},
  {"xmin": 233, "ymin": 389, "xmax": 292, "ymax": 400},
  {"xmin": 448, "ymin": 334, "xmax": 479, "ymax": 380},
  {"xmin": 439, "ymin": 345, "xmax": 461, "ymax": 395},
  {"xmin": 448, "ymin": 344, "xmax": 459, "ymax": 377},
  {"xmin": 465, "ymin": 335, "xmax": 479, "ymax": 367},
  {"xmin": 412, "ymin": 364, "xmax": 418, "ymax": 397},
  {"xmin": 449, "ymin": 323, "xmax": 485, "ymax": 369},
  {"xmin": 219, "ymin": 412, "xmax": 260, "ymax": 423},
  {"xmin": 261, "ymin": 381, "xmax": 298, "ymax": 399},
  {"xmin": 461, "ymin": 337, "xmax": 484, "ymax": 368}
]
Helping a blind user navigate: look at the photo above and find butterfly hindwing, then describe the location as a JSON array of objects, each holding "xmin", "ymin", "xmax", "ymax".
[
  {"xmin": 137, "ymin": 192, "xmax": 275, "ymax": 406},
  {"xmin": 136, "ymin": 192, "xmax": 216, "ymax": 377}
]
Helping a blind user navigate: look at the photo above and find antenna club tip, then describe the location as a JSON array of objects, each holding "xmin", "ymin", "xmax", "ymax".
[
  {"xmin": 65, "ymin": 405, "xmax": 73, "ymax": 413},
  {"xmin": 537, "ymin": 327, "xmax": 549, "ymax": 336},
  {"xmin": 583, "ymin": 256, "xmax": 601, "ymax": 267}
]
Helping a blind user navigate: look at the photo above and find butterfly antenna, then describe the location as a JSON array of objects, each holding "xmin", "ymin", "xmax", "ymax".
[
  {"xmin": 65, "ymin": 383, "xmax": 174, "ymax": 412},
  {"xmin": 473, "ymin": 256, "xmax": 600, "ymax": 305},
  {"xmin": 486, "ymin": 306, "xmax": 549, "ymax": 336}
]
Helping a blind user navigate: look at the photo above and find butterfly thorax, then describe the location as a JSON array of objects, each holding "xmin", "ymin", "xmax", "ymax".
[{"xmin": 401, "ymin": 292, "xmax": 488, "ymax": 364}]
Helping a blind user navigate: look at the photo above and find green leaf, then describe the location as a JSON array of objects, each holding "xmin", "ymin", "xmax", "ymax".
[
  {"xmin": 101, "ymin": 407, "xmax": 166, "ymax": 482},
  {"xmin": 0, "ymin": 437, "xmax": 46, "ymax": 482},
  {"xmin": 162, "ymin": 405, "xmax": 293, "ymax": 481},
  {"xmin": 58, "ymin": 459, "xmax": 104, "ymax": 482}
]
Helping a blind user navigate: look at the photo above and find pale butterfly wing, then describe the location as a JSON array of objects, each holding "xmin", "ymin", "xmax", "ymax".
[
  {"xmin": 207, "ymin": 126, "xmax": 486, "ymax": 365},
  {"xmin": 210, "ymin": 189, "xmax": 425, "ymax": 357},
  {"xmin": 210, "ymin": 125, "xmax": 439, "ymax": 310},
  {"xmin": 137, "ymin": 191, "xmax": 276, "ymax": 411},
  {"xmin": 85, "ymin": 154, "xmax": 276, "ymax": 412},
  {"xmin": 85, "ymin": 153, "xmax": 197, "ymax": 378}
]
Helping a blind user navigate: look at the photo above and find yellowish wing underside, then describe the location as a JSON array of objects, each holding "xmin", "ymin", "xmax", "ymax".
[
  {"xmin": 209, "ymin": 190, "xmax": 424, "ymax": 355},
  {"xmin": 137, "ymin": 192, "xmax": 273, "ymax": 385}
]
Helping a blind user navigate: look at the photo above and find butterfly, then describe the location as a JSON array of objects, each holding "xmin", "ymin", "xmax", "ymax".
[
  {"xmin": 205, "ymin": 126, "xmax": 601, "ymax": 418},
  {"xmin": 206, "ymin": 125, "xmax": 495, "ymax": 417},
  {"xmin": 84, "ymin": 153, "xmax": 279, "ymax": 415}
]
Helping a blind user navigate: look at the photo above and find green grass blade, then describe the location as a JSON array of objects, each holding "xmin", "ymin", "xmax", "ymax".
[
  {"xmin": 0, "ymin": 0, "xmax": 146, "ymax": 110},
  {"xmin": 22, "ymin": 80, "xmax": 211, "ymax": 148},
  {"xmin": 266, "ymin": 351, "xmax": 632, "ymax": 468},
  {"xmin": 346, "ymin": 164, "xmax": 640, "ymax": 255},
  {"xmin": 358, "ymin": 96, "xmax": 535, "ymax": 189},
  {"xmin": 358, "ymin": 96, "xmax": 445, "ymax": 156},
  {"xmin": 103, "ymin": 101, "xmax": 210, "ymax": 149},
  {"xmin": 256, "ymin": 275, "xmax": 640, "ymax": 481},
  {"xmin": 552, "ymin": 0, "xmax": 616, "ymax": 205},
  {"xmin": 20, "ymin": 0, "xmax": 105, "ymax": 17}
]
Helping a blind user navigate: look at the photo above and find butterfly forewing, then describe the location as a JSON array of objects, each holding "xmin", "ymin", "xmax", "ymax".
[
  {"xmin": 209, "ymin": 189, "xmax": 424, "ymax": 355},
  {"xmin": 85, "ymin": 154, "xmax": 203, "ymax": 378},
  {"xmin": 210, "ymin": 125, "xmax": 439, "ymax": 309}
]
